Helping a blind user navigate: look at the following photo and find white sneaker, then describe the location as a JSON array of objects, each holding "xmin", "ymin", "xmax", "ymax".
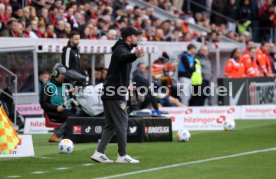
[
  {"xmin": 115, "ymin": 154, "xmax": 140, "ymax": 164},
  {"xmin": 91, "ymin": 151, "xmax": 113, "ymax": 163}
]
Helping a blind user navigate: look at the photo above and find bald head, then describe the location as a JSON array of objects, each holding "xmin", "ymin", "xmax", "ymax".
[{"xmin": 199, "ymin": 45, "xmax": 209, "ymax": 57}]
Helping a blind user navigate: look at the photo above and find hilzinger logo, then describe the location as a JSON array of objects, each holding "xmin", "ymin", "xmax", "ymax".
[
  {"xmin": 227, "ymin": 108, "xmax": 235, "ymax": 114},
  {"xmin": 216, "ymin": 116, "xmax": 226, "ymax": 124},
  {"xmin": 185, "ymin": 109, "xmax": 193, "ymax": 114}
]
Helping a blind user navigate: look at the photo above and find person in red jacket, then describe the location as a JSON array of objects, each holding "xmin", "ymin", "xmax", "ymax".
[
  {"xmin": 224, "ymin": 48, "xmax": 245, "ymax": 78},
  {"xmin": 241, "ymin": 47, "xmax": 260, "ymax": 77},
  {"xmin": 256, "ymin": 42, "xmax": 272, "ymax": 76}
]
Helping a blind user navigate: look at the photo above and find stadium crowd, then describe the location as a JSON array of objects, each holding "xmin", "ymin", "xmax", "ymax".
[
  {"xmin": 0, "ymin": 0, "xmax": 275, "ymax": 43},
  {"xmin": 0, "ymin": 0, "xmax": 191, "ymax": 41},
  {"xmin": 146, "ymin": 0, "xmax": 276, "ymax": 43}
]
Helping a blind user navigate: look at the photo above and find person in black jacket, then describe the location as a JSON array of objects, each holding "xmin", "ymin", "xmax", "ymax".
[
  {"xmin": 225, "ymin": 0, "xmax": 239, "ymax": 32},
  {"xmin": 260, "ymin": 5, "xmax": 275, "ymax": 42},
  {"xmin": 210, "ymin": 0, "xmax": 227, "ymax": 26},
  {"xmin": 91, "ymin": 27, "xmax": 144, "ymax": 164},
  {"xmin": 62, "ymin": 31, "xmax": 86, "ymax": 75},
  {"xmin": 238, "ymin": 0, "xmax": 252, "ymax": 34}
]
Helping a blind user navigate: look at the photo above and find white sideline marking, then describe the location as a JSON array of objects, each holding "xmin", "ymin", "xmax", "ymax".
[
  {"xmin": 95, "ymin": 147, "xmax": 276, "ymax": 179},
  {"xmin": 32, "ymin": 171, "xmax": 48, "ymax": 174},
  {"xmin": 82, "ymin": 163, "xmax": 95, "ymax": 166},
  {"xmin": 6, "ymin": 176, "xmax": 21, "ymax": 178},
  {"xmin": 55, "ymin": 167, "xmax": 70, "ymax": 170}
]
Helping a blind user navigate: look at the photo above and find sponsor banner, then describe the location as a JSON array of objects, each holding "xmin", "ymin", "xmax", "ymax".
[
  {"xmin": 164, "ymin": 114, "xmax": 229, "ymax": 131},
  {"xmin": 144, "ymin": 118, "xmax": 172, "ymax": 142},
  {"xmin": 241, "ymin": 105, "xmax": 276, "ymax": 119},
  {"xmin": 0, "ymin": 135, "xmax": 35, "ymax": 158},
  {"xmin": 16, "ymin": 104, "xmax": 44, "ymax": 116},
  {"xmin": 218, "ymin": 77, "xmax": 276, "ymax": 105},
  {"xmin": 72, "ymin": 125, "xmax": 103, "ymax": 135},
  {"xmin": 24, "ymin": 118, "xmax": 53, "ymax": 134},
  {"xmin": 161, "ymin": 106, "xmax": 239, "ymax": 131},
  {"xmin": 161, "ymin": 106, "xmax": 240, "ymax": 118},
  {"xmin": 66, "ymin": 117, "xmax": 172, "ymax": 143}
]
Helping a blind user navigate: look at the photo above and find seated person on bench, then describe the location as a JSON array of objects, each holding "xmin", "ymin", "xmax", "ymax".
[{"xmin": 40, "ymin": 63, "xmax": 76, "ymax": 142}]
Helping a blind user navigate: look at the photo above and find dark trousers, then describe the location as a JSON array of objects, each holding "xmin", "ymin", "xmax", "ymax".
[
  {"xmin": 189, "ymin": 80, "xmax": 210, "ymax": 106},
  {"xmin": 48, "ymin": 110, "xmax": 75, "ymax": 137},
  {"xmin": 97, "ymin": 99, "xmax": 128, "ymax": 156},
  {"xmin": 140, "ymin": 93, "xmax": 159, "ymax": 110}
]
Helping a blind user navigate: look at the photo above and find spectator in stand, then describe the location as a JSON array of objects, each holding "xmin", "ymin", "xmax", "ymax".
[
  {"xmin": 106, "ymin": 29, "xmax": 118, "ymax": 40},
  {"xmin": 251, "ymin": 0, "xmax": 260, "ymax": 42},
  {"xmin": 38, "ymin": 7, "xmax": 48, "ymax": 25},
  {"xmin": 37, "ymin": 24, "xmax": 46, "ymax": 38},
  {"xmin": 29, "ymin": 19, "xmax": 39, "ymax": 38},
  {"xmin": 81, "ymin": 26, "xmax": 91, "ymax": 39},
  {"xmin": 197, "ymin": 31, "xmax": 208, "ymax": 44},
  {"xmin": 23, "ymin": 21, "xmax": 31, "ymax": 37},
  {"xmin": 210, "ymin": 0, "xmax": 226, "ymax": 26},
  {"xmin": 17, "ymin": 22, "xmax": 24, "ymax": 36},
  {"xmin": 259, "ymin": 4, "xmax": 275, "ymax": 42},
  {"xmin": 155, "ymin": 28, "xmax": 165, "ymax": 41},
  {"xmin": 46, "ymin": 24, "xmax": 56, "ymax": 38},
  {"xmin": 46, "ymin": 5, "xmax": 57, "ymax": 25},
  {"xmin": 224, "ymin": 48, "xmax": 245, "ymax": 78},
  {"xmin": 256, "ymin": 42, "xmax": 272, "ymax": 76},
  {"xmin": 238, "ymin": 0, "xmax": 252, "ymax": 35},
  {"xmin": 5, "ymin": 18, "xmax": 20, "ymax": 37},
  {"xmin": 161, "ymin": 20, "xmax": 172, "ymax": 40},
  {"xmin": 145, "ymin": 26, "xmax": 156, "ymax": 41},
  {"xmin": 12, "ymin": 3, "xmax": 23, "ymax": 21},
  {"xmin": 65, "ymin": 22, "xmax": 71, "ymax": 37},
  {"xmin": 0, "ymin": 3, "xmax": 6, "ymax": 31},
  {"xmin": 5, "ymin": 5, "xmax": 12, "ymax": 22},
  {"xmin": 225, "ymin": 0, "xmax": 239, "ymax": 33},
  {"xmin": 55, "ymin": 19, "xmax": 67, "ymax": 38},
  {"xmin": 23, "ymin": 6, "xmax": 31, "ymax": 24},
  {"xmin": 29, "ymin": 6, "xmax": 37, "ymax": 21},
  {"xmin": 112, "ymin": 0, "xmax": 129, "ymax": 18}
]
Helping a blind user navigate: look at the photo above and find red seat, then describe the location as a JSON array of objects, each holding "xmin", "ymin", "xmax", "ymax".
[{"xmin": 44, "ymin": 113, "xmax": 62, "ymax": 128}]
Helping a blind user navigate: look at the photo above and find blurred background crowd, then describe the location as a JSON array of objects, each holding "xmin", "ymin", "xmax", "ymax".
[{"xmin": 1, "ymin": 0, "xmax": 276, "ymax": 43}]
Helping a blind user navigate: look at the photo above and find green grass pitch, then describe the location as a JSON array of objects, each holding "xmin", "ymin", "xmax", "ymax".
[{"xmin": 1, "ymin": 120, "xmax": 276, "ymax": 179}]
